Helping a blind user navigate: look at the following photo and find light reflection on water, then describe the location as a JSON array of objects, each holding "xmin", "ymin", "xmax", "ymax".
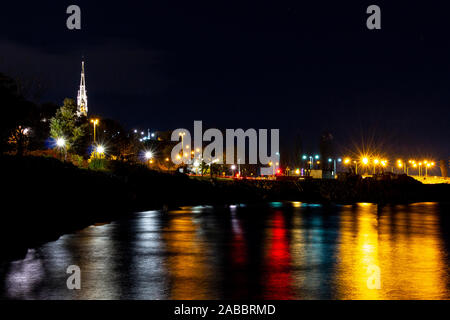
[{"xmin": 0, "ymin": 202, "xmax": 449, "ymax": 300}]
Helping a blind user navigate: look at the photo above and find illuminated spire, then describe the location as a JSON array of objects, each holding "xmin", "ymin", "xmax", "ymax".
[{"xmin": 77, "ymin": 60, "xmax": 88, "ymax": 116}]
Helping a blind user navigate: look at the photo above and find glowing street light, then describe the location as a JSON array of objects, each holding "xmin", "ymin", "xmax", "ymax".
[
  {"xmin": 145, "ymin": 151, "xmax": 153, "ymax": 159},
  {"xmin": 55, "ymin": 137, "xmax": 67, "ymax": 161},
  {"xmin": 397, "ymin": 159, "xmax": 404, "ymax": 173},
  {"xmin": 231, "ymin": 164, "xmax": 236, "ymax": 176},
  {"xmin": 179, "ymin": 132, "xmax": 186, "ymax": 160},
  {"xmin": 343, "ymin": 157, "xmax": 354, "ymax": 174},
  {"xmin": 96, "ymin": 145, "xmax": 105, "ymax": 155},
  {"xmin": 56, "ymin": 137, "xmax": 66, "ymax": 148},
  {"xmin": 373, "ymin": 158, "xmax": 379, "ymax": 174},
  {"xmin": 90, "ymin": 119, "xmax": 99, "ymax": 143},
  {"xmin": 425, "ymin": 161, "xmax": 434, "ymax": 177},
  {"xmin": 144, "ymin": 151, "xmax": 154, "ymax": 167}
]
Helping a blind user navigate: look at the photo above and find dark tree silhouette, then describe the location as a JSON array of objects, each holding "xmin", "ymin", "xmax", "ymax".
[{"xmin": 0, "ymin": 72, "xmax": 38, "ymax": 155}]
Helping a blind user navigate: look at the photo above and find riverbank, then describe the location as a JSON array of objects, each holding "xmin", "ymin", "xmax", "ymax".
[{"xmin": 1, "ymin": 155, "xmax": 449, "ymax": 261}]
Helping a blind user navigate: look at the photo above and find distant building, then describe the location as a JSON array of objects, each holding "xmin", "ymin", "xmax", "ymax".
[{"xmin": 77, "ymin": 61, "xmax": 88, "ymax": 117}]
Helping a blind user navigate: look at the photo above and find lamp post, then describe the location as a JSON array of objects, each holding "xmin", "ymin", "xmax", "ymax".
[
  {"xmin": 96, "ymin": 145, "xmax": 105, "ymax": 158},
  {"xmin": 361, "ymin": 157, "xmax": 369, "ymax": 175},
  {"xmin": 373, "ymin": 159, "xmax": 379, "ymax": 174},
  {"xmin": 327, "ymin": 158, "xmax": 341, "ymax": 178},
  {"xmin": 90, "ymin": 119, "xmax": 99, "ymax": 143},
  {"xmin": 343, "ymin": 158, "xmax": 351, "ymax": 172},
  {"xmin": 381, "ymin": 160, "xmax": 387, "ymax": 173},
  {"xmin": 145, "ymin": 151, "xmax": 153, "ymax": 167},
  {"xmin": 231, "ymin": 164, "xmax": 236, "ymax": 177},
  {"xmin": 397, "ymin": 161, "xmax": 403, "ymax": 174},
  {"xmin": 275, "ymin": 152, "xmax": 280, "ymax": 174},
  {"xmin": 302, "ymin": 155, "xmax": 308, "ymax": 170},
  {"xmin": 425, "ymin": 162, "xmax": 434, "ymax": 178},
  {"xmin": 56, "ymin": 137, "xmax": 67, "ymax": 161},
  {"xmin": 179, "ymin": 132, "xmax": 186, "ymax": 161}
]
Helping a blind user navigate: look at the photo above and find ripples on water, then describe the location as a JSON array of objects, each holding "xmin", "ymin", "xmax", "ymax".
[{"xmin": 0, "ymin": 202, "xmax": 449, "ymax": 300}]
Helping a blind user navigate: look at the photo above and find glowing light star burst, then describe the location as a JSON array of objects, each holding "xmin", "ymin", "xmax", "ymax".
[
  {"xmin": 56, "ymin": 138, "xmax": 66, "ymax": 148},
  {"xmin": 145, "ymin": 151, "xmax": 153, "ymax": 159}
]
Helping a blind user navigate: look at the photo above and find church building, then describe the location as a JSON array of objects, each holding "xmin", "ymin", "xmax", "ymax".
[{"xmin": 77, "ymin": 61, "xmax": 88, "ymax": 117}]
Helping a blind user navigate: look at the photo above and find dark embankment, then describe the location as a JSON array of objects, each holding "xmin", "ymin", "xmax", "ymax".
[
  {"xmin": 1, "ymin": 155, "xmax": 449, "ymax": 261},
  {"xmin": 0, "ymin": 155, "xmax": 131, "ymax": 261}
]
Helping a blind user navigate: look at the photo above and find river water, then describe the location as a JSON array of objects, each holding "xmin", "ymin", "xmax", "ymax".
[{"xmin": 1, "ymin": 202, "xmax": 449, "ymax": 300}]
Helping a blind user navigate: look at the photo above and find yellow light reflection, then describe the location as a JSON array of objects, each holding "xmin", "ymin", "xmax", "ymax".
[
  {"xmin": 292, "ymin": 201, "xmax": 302, "ymax": 208},
  {"xmin": 336, "ymin": 203, "xmax": 447, "ymax": 299},
  {"xmin": 162, "ymin": 208, "xmax": 216, "ymax": 299}
]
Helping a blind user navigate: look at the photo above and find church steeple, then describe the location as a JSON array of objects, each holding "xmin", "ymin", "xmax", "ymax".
[{"xmin": 77, "ymin": 60, "xmax": 88, "ymax": 117}]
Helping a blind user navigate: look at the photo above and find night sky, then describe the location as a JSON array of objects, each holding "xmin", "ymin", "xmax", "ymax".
[{"xmin": 1, "ymin": 1, "xmax": 449, "ymax": 159}]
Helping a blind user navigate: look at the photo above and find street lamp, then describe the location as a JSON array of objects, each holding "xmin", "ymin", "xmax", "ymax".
[
  {"xmin": 56, "ymin": 137, "xmax": 65, "ymax": 148},
  {"xmin": 381, "ymin": 160, "xmax": 387, "ymax": 172},
  {"xmin": 268, "ymin": 161, "xmax": 273, "ymax": 176},
  {"xmin": 361, "ymin": 157, "xmax": 369, "ymax": 175},
  {"xmin": 145, "ymin": 151, "xmax": 153, "ymax": 167},
  {"xmin": 373, "ymin": 159, "xmax": 379, "ymax": 174},
  {"xmin": 55, "ymin": 137, "xmax": 67, "ymax": 161},
  {"xmin": 96, "ymin": 145, "xmax": 105, "ymax": 158},
  {"xmin": 179, "ymin": 132, "xmax": 186, "ymax": 160},
  {"xmin": 145, "ymin": 151, "xmax": 153, "ymax": 159},
  {"xmin": 425, "ymin": 161, "xmax": 434, "ymax": 177},
  {"xmin": 231, "ymin": 164, "xmax": 236, "ymax": 177},
  {"xmin": 90, "ymin": 119, "xmax": 99, "ymax": 143},
  {"xmin": 397, "ymin": 161, "xmax": 403, "ymax": 171}
]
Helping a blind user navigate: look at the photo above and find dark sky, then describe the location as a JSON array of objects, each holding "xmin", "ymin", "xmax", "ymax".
[{"xmin": 1, "ymin": 1, "xmax": 449, "ymax": 159}]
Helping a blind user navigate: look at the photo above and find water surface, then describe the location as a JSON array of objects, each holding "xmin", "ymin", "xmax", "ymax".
[{"xmin": 1, "ymin": 202, "xmax": 449, "ymax": 299}]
